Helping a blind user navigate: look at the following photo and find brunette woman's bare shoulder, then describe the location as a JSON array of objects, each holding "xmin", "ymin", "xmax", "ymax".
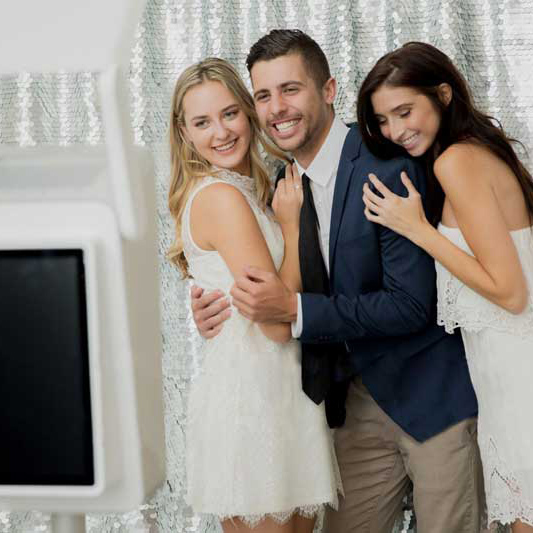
[{"xmin": 434, "ymin": 142, "xmax": 496, "ymax": 186}]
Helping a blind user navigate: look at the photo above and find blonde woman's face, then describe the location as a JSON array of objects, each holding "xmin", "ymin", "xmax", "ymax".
[{"xmin": 181, "ymin": 80, "xmax": 252, "ymax": 176}]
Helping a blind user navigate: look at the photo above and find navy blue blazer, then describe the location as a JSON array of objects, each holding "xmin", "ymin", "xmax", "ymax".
[{"xmin": 299, "ymin": 124, "xmax": 478, "ymax": 442}]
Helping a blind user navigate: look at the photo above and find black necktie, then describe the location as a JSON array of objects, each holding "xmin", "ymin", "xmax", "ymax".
[
  {"xmin": 274, "ymin": 166, "xmax": 347, "ymax": 426},
  {"xmin": 297, "ymin": 173, "xmax": 337, "ymax": 409},
  {"xmin": 299, "ymin": 173, "xmax": 329, "ymax": 295}
]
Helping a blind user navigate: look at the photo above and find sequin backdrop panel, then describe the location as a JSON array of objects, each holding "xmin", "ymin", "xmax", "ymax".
[{"xmin": 0, "ymin": 1, "xmax": 531, "ymax": 532}]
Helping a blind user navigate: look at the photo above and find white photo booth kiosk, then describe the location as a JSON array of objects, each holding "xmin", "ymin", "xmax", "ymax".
[{"xmin": 0, "ymin": 2, "xmax": 166, "ymax": 532}]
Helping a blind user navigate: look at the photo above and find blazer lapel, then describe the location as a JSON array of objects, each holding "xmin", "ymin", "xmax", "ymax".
[{"xmin": 329, "ymin": 126, "xmax": 363, "ymax": 271}]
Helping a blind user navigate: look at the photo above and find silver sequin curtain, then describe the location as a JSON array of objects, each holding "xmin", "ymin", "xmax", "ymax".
[{"xmin": 1, "ymin": 1, "xmax": 532, "ymax": 532}]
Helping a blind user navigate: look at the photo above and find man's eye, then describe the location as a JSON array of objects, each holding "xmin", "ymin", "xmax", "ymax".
[
  {"xmin": 256, "ymin": 94, "xmax": 268, "ymax": 102},
  {"xmin": 284, "ymin": 86, "xmax": 298, "ymax": 93}
]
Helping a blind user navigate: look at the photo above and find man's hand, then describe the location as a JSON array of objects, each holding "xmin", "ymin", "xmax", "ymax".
[
  {"xmin": 230, "ymin": 266, "xmax": 298, "ymax": 323},
  {"xmin": 190, "ymin": 285, "xmax": 231, "ymax": 339}
]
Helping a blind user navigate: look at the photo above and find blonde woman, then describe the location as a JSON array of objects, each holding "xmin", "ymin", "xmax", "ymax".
[{"xmin": 168, "ymin": 58, "xmax": 339, "ymax": 533}]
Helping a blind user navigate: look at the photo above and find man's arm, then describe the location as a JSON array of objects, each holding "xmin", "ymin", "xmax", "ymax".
[
  {"xmin": 300, "ymin": 157, "xmax": 435, "ymax": 343},
  {"xmin": 231, "ymin": 158, "xmax": 435, "ymax": 341}
]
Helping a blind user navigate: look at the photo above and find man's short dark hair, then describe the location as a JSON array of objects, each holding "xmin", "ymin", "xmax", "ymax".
[{"xmin": 246, "ymin": 29, "xmax": 331, "ymax": 89}]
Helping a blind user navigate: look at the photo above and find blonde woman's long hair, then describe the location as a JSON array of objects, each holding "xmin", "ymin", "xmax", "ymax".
[{"xmin": 167, "ymin": 57, "xmax": 288, "ymax": 277}]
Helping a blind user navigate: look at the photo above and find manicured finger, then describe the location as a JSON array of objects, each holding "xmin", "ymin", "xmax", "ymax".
[
  {"xmin": 202, "ymin": 307, "xmax": 232, "ymax": 330},
  {"xmin": 197, "ymin": 290, "xmax": 225, "ymax": 310},
  {"xmin": 292, "ymin": 163, "xmax": 301, "ymax": 181},
  {"xmin": 271, "ymin": 189, "xmax": 279, "ymax": 212},
  {"xmin": 287, "ymin": 165, "xmax": 297, "ymax": 193},
  {"xmin": 368, "ymin": 173, "xmax": 392, "ymax": 197},
  {"xmin": 363, "ymin": 182, "xmax": 384, "ymax": 206},
  {"xmin": 204, "ymin": 324, "xmax": 224, "ymax": 339},
  {"xmin": 362, "ymin": 191, "xmax": 375, "ymax": 210},
  {"xmin": 362, "ymin": 192, "xmax": 381, "ymax": 214},
  {"xmin": 191, "ymin": 289, "xmax": 221, "ymax": 311},
  {"xmin": 195, "ymin": 298, "xmax": 230, "ymax": 324},
  {"xmin": 277, "ymin": 177, "xmax": 287, "ymax": 196},
  {"xmin": 285, "ymin": 163, "xmax": 294, "ymax": 180},
  {"xmin": 400, "ymin": 171, "xmax": 418, "ymax": 195},
  {"xmin": 190, "ymin": 285, "xmax": 204, "ymax": 299},
  {"xmin": 364, "ymin": 206, "xmax": 381, "ymax": 223},
  {"xmin": 292, "ymin": 163, "xmax": 303, "ymax": 198},
  {"xmin": 284, "ymin": 164, "xmax": 294, "ymax": 190}
]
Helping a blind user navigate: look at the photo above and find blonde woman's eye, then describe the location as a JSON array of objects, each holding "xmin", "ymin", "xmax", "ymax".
[
  {"xmin": 400, "ymin": 110, "xmax": 411, "ymax": 118},
  {"xmin": 194, "ymin": 120, "xmax": 208, "ymax": 128},
  {"xmin": 224, "ymin": 110, "xmax": 238, "ymax": 119}
]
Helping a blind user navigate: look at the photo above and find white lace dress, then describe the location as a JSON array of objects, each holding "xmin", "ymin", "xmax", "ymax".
[
  {"xmin": 436, "ymin": 224, "xmax": 533, "ymax": 528},
  {"xmin": 181, "ymin": 169, "xmax": 340, "ymax": 527}
]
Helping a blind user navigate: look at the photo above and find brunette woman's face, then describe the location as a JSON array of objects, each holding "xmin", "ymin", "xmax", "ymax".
[
  {"xmin": 371, "ymin": 85, "xmax": 446, "ymax": 157},
  {"xmin": 181, "ymin": 80, "xmax": 252, "ymax": 175}
]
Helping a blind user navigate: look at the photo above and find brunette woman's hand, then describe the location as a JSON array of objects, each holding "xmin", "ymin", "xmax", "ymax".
[
  {"xmin": 272, "ymin": 163, "xmax": 303, "ymax": 231},
  {"xmin": 362, "ymin": 171, "xmax": 430, "ymax": 242}
]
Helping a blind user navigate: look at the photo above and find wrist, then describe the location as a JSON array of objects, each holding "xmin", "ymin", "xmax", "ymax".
[
  {"xmin": 413, "ymin": 221, "xmax": 436, "ymax": 249},
  {"xmin": 285, "ymin": 291, "xmax": 298, "ymax": 322},
  {"xmin": 280, "ymin": 222, "xmax": 300, "ymax": 236}
]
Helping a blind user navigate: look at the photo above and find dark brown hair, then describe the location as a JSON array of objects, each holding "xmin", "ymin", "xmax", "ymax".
[
  {"xmin": 246, "ymin": 29, "xmax": 331, "ymax": 90},
  {"xmin": 357, "ymin": 41, "xmax": 533, "ymax": 226}
]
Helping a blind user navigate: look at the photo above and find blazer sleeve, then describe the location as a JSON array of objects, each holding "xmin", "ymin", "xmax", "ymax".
[{"xmin": 299, "ymin": 157, "xmax": 436, "ymax": 343}]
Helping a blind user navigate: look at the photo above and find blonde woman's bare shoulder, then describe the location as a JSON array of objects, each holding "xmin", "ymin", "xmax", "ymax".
[{"xmin": 193, "ymin": 181, "xmax": 250, "ymax": 212}]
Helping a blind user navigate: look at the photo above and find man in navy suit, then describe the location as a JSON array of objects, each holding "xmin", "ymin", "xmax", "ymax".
[{"xmin": 192, "ymin": 30, "xmax": 483, "ymax": 532}]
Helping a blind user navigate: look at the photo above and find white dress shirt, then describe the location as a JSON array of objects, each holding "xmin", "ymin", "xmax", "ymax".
[{"xmin": 291, "ymin": 116, "xmax": 350, "ymax": 337}]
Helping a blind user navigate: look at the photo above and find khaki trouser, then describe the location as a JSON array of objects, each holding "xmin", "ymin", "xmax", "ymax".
[{"xmin": 324, "ymin": 378, "xmax": 485, "ymax": 533}]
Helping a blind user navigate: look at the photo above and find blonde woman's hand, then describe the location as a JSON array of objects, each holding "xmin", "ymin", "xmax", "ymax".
[
  {"xmin": 362, "ymin": 172, "xmax": 430, "ymax": 242},
  {"xmin": 272, "ymin": 163, "xmax": 303, "ymax": 230}
]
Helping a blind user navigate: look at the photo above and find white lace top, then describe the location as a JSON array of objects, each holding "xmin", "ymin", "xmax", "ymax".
[
  {"xmin": 182, "ymin": 168, "xmax": 283, "ymax": 292},
  {"xmin": 436, "ymin": 224, "xmax": 533, "ymax": 337}
]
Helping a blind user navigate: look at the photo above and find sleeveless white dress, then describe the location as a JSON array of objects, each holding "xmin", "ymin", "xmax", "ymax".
[
  {"xmin": 181, "ymin": 169, "xmax": 340, "ymax": 527},
  {"xmin": 436, "ymin": 224, "xmax": 533, "ymax": 527}
]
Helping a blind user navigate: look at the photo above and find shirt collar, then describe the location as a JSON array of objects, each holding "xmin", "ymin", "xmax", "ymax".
[{"xmin": 294, "ymin": 116, "xmax": 349, "ymax": 187}]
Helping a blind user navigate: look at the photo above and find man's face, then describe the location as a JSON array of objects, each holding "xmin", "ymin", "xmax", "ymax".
[{"xmin": 250, "ymin": 53, "xmax": 334, "ymax": 159}]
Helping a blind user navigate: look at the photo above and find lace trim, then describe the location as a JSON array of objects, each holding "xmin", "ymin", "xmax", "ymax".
[
  {"xmin": 215, "ymin": 503, "xmax": 324, "ymax": 528},
  {"xmin": 437, "ymin": 274, "xmax": 533, "ymax": 337},
  {"xmin": 482, "ymin": 436, "xmax": 533, "ymax": 527},
  {"xmin": 211, "ymin": 165, "xmax": 257, "ymax": 197}
]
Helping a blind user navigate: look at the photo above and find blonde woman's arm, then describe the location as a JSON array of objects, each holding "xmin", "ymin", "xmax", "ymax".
[{"xmin": 190, "ymin": 181, "xmax": 292, "ymax": 342}]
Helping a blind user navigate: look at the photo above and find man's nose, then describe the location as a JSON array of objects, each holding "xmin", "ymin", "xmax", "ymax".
[{"xmin": 269, "ymin": 93, "xmax": 287, "ymax": 116}]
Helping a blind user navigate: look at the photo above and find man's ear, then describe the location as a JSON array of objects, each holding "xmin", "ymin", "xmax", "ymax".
[
  {"xmin": 323, "ymin": 77, "xmax": 337, "ymax": 105},
  {"xmin": 438, "ymin": 83, "xmax": 452, "ymax": 107}
]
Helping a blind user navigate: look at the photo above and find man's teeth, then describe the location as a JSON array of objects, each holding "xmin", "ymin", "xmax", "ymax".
[
  {"xmin": 401, "ymin": 133, "xmax": 418, "ymax": 146},
  {"xmin": 275, "ymin": 119, "xmax": 299, "ymax": 132},
  {"xmin": 214, "ymin": 140, "xmax": 236, "ymax": 152}
]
